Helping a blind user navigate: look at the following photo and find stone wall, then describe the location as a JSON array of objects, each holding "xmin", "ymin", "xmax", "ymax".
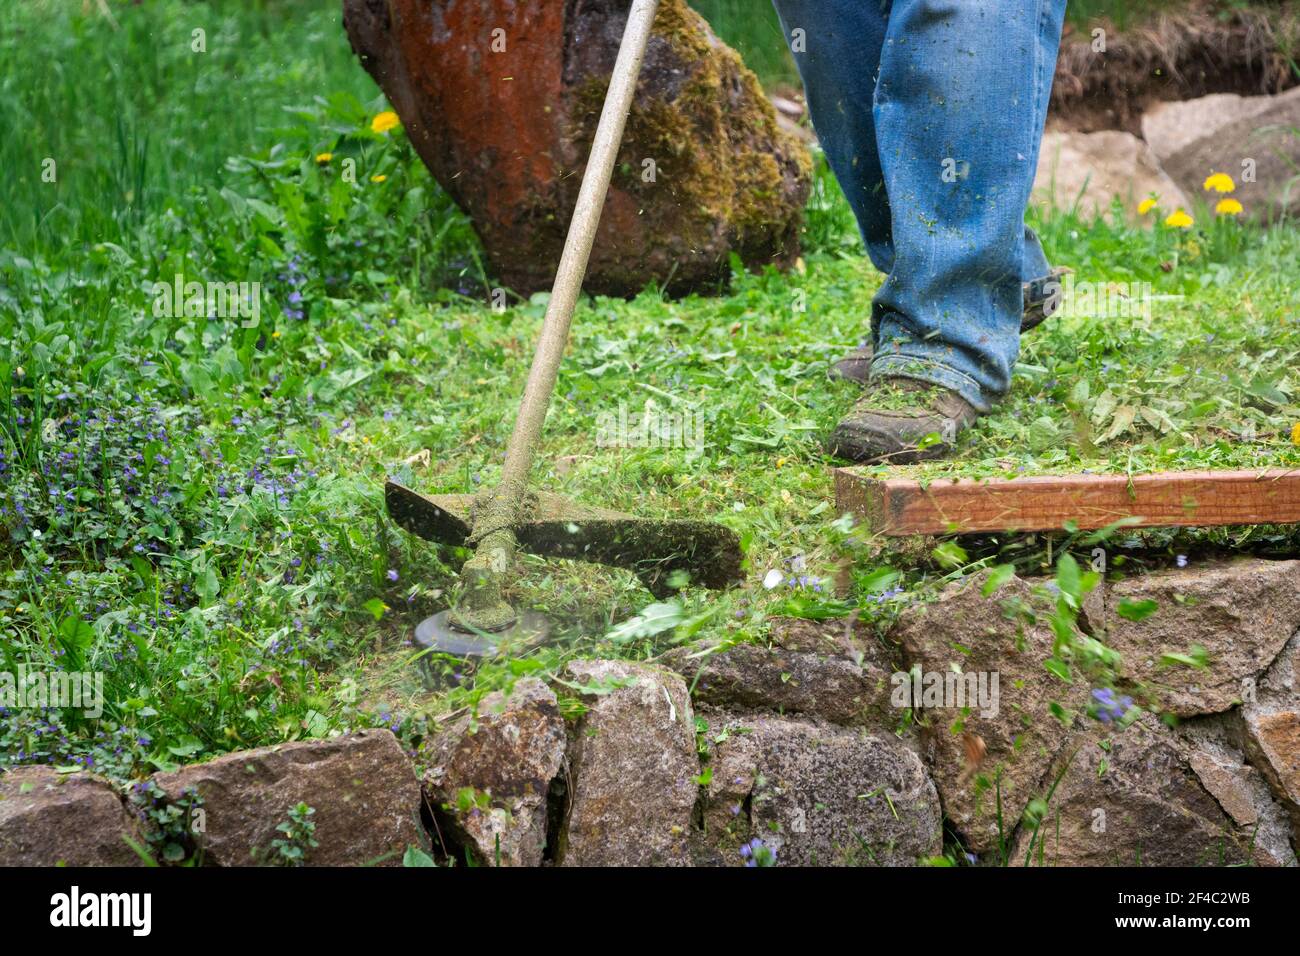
[{"xmin": 3, "ymin": 559, "xmax": 1297, "ymax": 867}]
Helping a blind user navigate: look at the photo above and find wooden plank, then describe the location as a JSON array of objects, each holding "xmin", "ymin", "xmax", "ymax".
[{"xmin": 834, "ymin": 467, "xmax": 1300, "ymax": 536}]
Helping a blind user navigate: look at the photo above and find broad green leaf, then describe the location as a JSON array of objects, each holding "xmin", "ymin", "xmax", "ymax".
[
  {"xmin": 981, "ymin": 563, "xmax": 1017, "ymax": 597},
  {"xmin": 1116, "ymin": 598, "xmax": 1159, "ymax": 622},
  {"xmin": 403, "ymin": 846, "xmax": 437, "ymax": 867}
]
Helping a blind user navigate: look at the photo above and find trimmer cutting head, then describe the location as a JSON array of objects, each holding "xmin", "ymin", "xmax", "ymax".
[
  {"xmin": 413, "ymin": 608, "xmax": 552, "ymax": 659},
  {"xmin": 386, "ymin": 480, "xmax": 744, "ymax": 599}
]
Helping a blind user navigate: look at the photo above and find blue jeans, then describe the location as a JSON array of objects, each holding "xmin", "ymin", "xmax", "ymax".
[{"xmin": 772, "ymin": 0, "xmax": 1068, "ymax": 410}]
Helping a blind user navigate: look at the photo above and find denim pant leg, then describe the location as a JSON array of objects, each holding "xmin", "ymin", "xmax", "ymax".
[
  {"xmin": 869, "ymin": 0, "xmax": 1068, "ymax": 410},
  {"xmin": 1022, "ymin": 1, "xmax": 1066, "ymax": 282},
  {"xmin": 770, "ymin": 0, "xmax": 893, "ymax": 274}
]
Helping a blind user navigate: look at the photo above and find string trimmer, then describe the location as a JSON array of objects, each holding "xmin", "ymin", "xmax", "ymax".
[{"xmin": 386, "ymin": 0, "xmax": 742, "ymax": 656}]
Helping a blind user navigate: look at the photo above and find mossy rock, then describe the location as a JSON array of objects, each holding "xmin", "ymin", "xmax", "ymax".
[{"xmin": 344, "ymin": 0, "xmax": 812, "ymax": 296}]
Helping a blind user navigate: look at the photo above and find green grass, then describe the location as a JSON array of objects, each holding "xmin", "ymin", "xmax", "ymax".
[
  {"xmin": 2, "ymin": 0, "xmax": 1299, "ymax": 793},
  {"xmin": 691, "ymin": 0, "xmax": 799, "ymax": 87}
]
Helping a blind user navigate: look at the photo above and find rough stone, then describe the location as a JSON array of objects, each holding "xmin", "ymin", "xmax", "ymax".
[
  {"xmin": 151, "ymin": 730, "xmax": 426, "ymax": 866},
  {"xmin": 1179, "ymin": 713, "xmax": 1295, "ymax": 866},
  {"xmin": 1032, "ymin": 130, "xmax": 1189, "ymax": 220},
  {"xmin": 1103, "ymin": 559, "xmax": 1300, "ymax": 716},
  {"xmin": 1141, "ymin": 93, "xmax": 1277, "ymax": 160},
  {"xmin": 1188, "ymin": 751, "xmax": 1259, "ymax": 827},
  {"xmin": 697, "ymin": 722, "xmax": 761, "ymax": 839},
  {"xmin": 423, "ymin": 677, "xmax": 565, "ymax": 866},
  {"xmin": 1241, "ymin": 711, "xmax": 1300, "ymax": 826},
  {"xmin": 1147, "ymin": 86, "xmax": 1300, "ymax": 222},
  {"xmin": 891, "ymin": 570, "xmax": 1094, "ymax": 854},
  {"xmin": 342, "ymin": 0, "xmax": 811, "ymax": 296},
  {"xmin": 0, "ymin": 768, "xmax": 143, "ymax": 866},
  {"xmin": 695, "ymin": 707, "xmax": 941, "ymax": 866},
  {"xmin": 1012, "ymin": 716, "xmax": 1294, "ymax": 867},
  {"xmin": 558, "ymin": 659, "xmax": 698, "ymax": 866},
  {"xmin": 662, "ymin": 615, "xmax": 899, "ymax": 728},
  {"xmin": 1230, "ymin": 630, "xmax": 1300, "ymax": 847}
]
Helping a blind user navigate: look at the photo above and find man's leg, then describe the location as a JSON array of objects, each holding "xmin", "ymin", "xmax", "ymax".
[
  {"xmin": 867, "ymin": 0, "xmax": 1069, "ymax": 412},
  {"xmin": 770, "ymin": 0, "xmax": 893, "ymax": 274},
  {"xmin": 770, "ymin": 0, "xmax": 1055, "ymax": 286},
  {"xmin": 1021, "ymin": 0, "xmax": 1065, "ymax": 284}
]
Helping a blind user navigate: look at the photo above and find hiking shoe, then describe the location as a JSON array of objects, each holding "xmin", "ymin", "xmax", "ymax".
[
  {"xmin": 829, "ymin": 267, "xmax": 1072, "ymax": 384},
  {"xmin": 1020, "ymin": 265, "xmax": 1072, "ymax": 333},
  {"xmin": 827, "ymin": 377, "xmax": 979, "ymax": 464}
]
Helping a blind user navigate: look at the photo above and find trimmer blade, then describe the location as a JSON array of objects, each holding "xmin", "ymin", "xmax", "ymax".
[{"xmin": 385, "ymin": 481, "xmax": 743, "ymax": 597}]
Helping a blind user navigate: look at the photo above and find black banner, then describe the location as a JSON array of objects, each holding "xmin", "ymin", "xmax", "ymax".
[{"xmin": 0, "ymin": 865, "xmax": 1285, "ymax": 940}]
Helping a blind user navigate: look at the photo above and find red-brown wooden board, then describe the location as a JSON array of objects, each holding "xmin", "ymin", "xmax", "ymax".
[{"xmin": 834, "ymin": 467, "xmax": 1300, "ymax": 536}]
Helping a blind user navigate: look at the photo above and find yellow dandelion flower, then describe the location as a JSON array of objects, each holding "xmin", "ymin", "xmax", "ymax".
[
  {"xmin": 1292, "ymin": 422, "xmax": 1300, "ymax": 446},
  {"xmin": 370, "ymin": 174, "xmax": 387, "ymax": 183},
  {"xmin": 1164, "ymin": 209, "xmax": 1194, "ymax": 229},
  {"xmin": 370, "ymin": 110, "xmax": 400, "ymax": 134},
  {"xmin": 315, "ymin": 152, "xmax": 333, "ymax": 164},
  {"xmin": 1138, "ymin": 197, "xmax": 1158, "ymax": 215},
  {"xmin": 1215, "ymin": 198, "xmax": 1244, "ymax": 216},
  {"xmin": 1203, "ymin": 172, "xmax": 1235, "ymax": 194}
]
